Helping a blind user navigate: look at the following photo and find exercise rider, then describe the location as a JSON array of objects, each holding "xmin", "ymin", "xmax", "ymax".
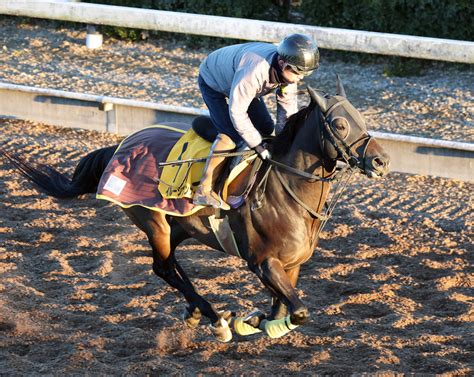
[{"xmin": 193, "ymin": 33, "xmax": 320, "ymax": 210}]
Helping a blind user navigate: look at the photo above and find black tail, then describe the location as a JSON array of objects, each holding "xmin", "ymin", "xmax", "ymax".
[{"xmin": 1, "ymin": 145, "xmax": 117, "ymax": 199}]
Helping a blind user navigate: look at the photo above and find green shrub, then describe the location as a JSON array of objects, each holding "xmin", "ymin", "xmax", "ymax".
[
  {"xmin": 82, "ymin": 0, "xmax": 471, "ymax": 75},
  {"xmin": 300, "ymin": 0, "xmax": 473, "ymax": 41},
  {"xmin": 83, "ymin": 0, "xmax": 274, "ymax": 20},
  {"xmin": 85, "ymin": 0, "xmax": 472, "ymax": 41}
]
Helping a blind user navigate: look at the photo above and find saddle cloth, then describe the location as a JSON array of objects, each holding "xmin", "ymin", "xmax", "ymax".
[
  {"xmin": 158, "ymin": 127, "xmax": 212, "ymax": 199},
  {"xmin": 96, "ymin": 124, "xmax": 256, "ymax": 217}
]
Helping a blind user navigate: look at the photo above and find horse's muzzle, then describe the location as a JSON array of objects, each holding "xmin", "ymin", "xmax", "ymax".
[{"xmin": 364, "ymin": 153, "xmax": 390, "ymax": 178}]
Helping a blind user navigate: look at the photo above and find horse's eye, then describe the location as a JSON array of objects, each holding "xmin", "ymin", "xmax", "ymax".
[{"xmin": 331, "ymin": 117, "xmax": 350, "ymax": 140}]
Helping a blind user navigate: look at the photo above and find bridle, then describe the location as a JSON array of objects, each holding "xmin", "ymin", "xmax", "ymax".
[
  {"xmin": 266, "ymin": 98, "xmax": 373, "ymax": 180},
  {"xmin": 257, "ymin": 98, "xmax": 373, "ymax": 237},
  {"xmin": 320, "ymin": 98, "xmax": 374, "ymax": 171}
]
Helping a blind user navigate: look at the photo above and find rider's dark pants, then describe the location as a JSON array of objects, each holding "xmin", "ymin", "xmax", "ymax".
[{"xmin": 198, "ymin": 75, "xmax": 274, "ymax": 148}]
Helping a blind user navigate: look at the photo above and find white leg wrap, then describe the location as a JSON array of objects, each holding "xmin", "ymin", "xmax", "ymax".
[
  {"xmin": 262, "ymin": 315, "xmax": 298, "ymax": 339},
  {"xmin": 234, "ymin": 317, "xmax": 262, "ymax": 336},
  {"xmin": 211, "ymin": 317, "xmax": 233, "ymax": 343}
]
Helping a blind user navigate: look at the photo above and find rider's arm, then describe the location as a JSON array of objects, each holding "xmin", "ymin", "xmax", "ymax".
[
  {"xmin": 275, "ymin": 83, "xmax": 298, "ymax": 134},
  {"xmin": 228, "ymin": 67, "xmax": 264, "ymax": 149}
]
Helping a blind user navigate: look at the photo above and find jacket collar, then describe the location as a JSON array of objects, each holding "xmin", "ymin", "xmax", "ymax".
[{"xmin": 269, "ymin": 53, "xmax": 289, "ymax": 85}]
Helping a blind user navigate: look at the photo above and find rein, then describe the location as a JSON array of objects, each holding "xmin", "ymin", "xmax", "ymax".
[
  {"xmin": 267, "ymin": 157, "xmax": 335, "ymax": 182},
  {"xmin": 259, "ymin": 98, "xmax": 369, "ymax": 237},
  {"xmin": 156, "ymin": 146, "xmax": 340, "ymax": 184},
  {"xmin": 273, "ymin": 163, "xmax": 354, "ymax": 225}
]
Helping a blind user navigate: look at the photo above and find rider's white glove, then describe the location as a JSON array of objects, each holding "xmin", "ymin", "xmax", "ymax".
[{"xmin": 254, "ymin": 144, "xmax": 271, "ymax": 160}]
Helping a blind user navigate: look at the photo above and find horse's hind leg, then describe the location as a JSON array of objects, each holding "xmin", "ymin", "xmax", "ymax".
[{"xmin": 123, "ymin": 207, "xmax": 230, "ymax": 340}]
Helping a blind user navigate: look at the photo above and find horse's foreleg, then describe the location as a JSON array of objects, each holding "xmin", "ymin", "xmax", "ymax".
[
  {"xmin": 234, "ymin": 265, "xmax": 301, "ymax": 337},
  {"xmin": 268, "ymin": 265, "xmax": 300, "ymax": 320},
  {"xmin": 253, "ymin": 258, "xmax": 309, "ymax": 338}
]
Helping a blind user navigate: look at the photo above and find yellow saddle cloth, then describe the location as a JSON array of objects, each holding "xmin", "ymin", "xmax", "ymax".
[{"xmin": 158, "ymin": 128, "xmax": 256, "ymax": 200}]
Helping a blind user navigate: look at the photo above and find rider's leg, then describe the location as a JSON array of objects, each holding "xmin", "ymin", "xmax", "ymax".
[
  {"xmin": 193, "ymin": 133, "xmax": 236, "ymax": 210},
  {"xmin": 198, "ymin": 75, "xmax": 242, "ymax": 143}
]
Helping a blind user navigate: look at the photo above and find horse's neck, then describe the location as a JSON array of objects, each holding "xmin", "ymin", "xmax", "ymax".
[
  {"xmin": 262, "ymin": 106, "xmax": 329, "ymax": 223},
  {"xmin": 273, "ymin": 107, "xmax": 333, "ymax": 214},
  {"xmin": 287, "ymin": 107, "xmax": 326, "ymax": 175}
]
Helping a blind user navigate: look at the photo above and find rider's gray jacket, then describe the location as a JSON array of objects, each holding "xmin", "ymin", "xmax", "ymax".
[{"xmin": 199, "ymin": 42, "xmax": 298, "ymax": 148}]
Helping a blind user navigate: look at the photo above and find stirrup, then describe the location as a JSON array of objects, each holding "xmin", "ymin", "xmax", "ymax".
[
  {"xmin": 227, "ymin": 195, "xmax": 245, "ymax": 209},
  {"xmin": 193, "ymin": 190, "xmax": 230, "ymax": 211}
]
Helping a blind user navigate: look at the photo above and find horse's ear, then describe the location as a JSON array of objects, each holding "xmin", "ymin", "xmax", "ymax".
[
  {"xmin": 307, "ymin": 86, "xmax": 328, "ymax": 112},
  {"xmin": 336, "ymin": 74, "xmax": 347, "ymax": 97}
]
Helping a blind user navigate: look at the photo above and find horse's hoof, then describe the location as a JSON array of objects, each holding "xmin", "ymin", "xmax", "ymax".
[
  {"xmin": 290, "ymin": 307, "xmax": 310, "ymax": 325},
  {"xmin": 234, "ymin": 310, "xmax": 264, "ymax": 336},
  {"xmin": 261, "ymin": 315, "xmax": 298, "ymax": 339},
  {"xmin": 218, "ymin": 309, "xmax": 235, "ymax": 323},
  {"xmin": 211, "ymin": 317, "xmax": 232, "ymax": 342},
  {"xmin": 183, "ymin": 306, "xmax": 201, "ymax": 328}
]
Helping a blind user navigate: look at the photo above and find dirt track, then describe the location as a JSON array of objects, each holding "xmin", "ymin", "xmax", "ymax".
[{"xmin": 0, "ymin": 118, "xmax": 472, "ymax": 375}]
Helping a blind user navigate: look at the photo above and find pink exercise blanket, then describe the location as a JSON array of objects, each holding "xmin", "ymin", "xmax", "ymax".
[{"xmin": 96, "ymin": 124, "xmax": 204, "ymax": 216}]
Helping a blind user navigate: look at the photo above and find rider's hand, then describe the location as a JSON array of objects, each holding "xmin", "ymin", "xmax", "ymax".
[{"xmin": 254, "ymin": 143, "xmax": 271, "ymax": 160}]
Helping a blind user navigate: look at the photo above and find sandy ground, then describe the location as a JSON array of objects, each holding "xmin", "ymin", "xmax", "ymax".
[
  {"xmin": 0, "ymin": 118, "xmax": 472, "ymax": 375},
  {"xmin": 0, "ymin": 15, "xmax": 473, "ymax": 375}
]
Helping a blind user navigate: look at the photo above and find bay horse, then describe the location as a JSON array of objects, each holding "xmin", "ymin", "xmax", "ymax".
[{"xmin": 1, "ymin": 79, "xmax": 390, "ymax": 341}]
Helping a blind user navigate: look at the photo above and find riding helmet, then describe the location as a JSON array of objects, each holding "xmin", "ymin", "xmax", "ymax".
[{"xmin": 277, "ymin": 34, "xmax": 320, "ymax": 75}]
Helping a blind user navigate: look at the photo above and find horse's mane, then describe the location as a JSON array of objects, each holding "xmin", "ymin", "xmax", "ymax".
[{"xmin": 272, "ymin": 102, "xmax": 317, "ymax": 156}]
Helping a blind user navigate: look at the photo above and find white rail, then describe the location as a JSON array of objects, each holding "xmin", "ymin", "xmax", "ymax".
[
  {"xmin": 2, "ymin": 0, "xmax": 473, "ymax": 63},
  {"xmin": 0, "ymin": 83, "xmax": 206, "ymax": 116}
]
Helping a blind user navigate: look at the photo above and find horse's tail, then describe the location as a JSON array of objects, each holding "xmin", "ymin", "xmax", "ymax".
[{"xmin": 1, "ymin": 145, "xmax": 117, "ymax": 199}]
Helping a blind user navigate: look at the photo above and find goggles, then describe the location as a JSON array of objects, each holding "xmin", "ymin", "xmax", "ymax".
[{"xmin": 286, "ymin": 64, "xmax": 316, "ymax": 77}]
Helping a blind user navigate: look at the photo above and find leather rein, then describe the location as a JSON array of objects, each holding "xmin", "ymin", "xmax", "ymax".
[
  {"xmin": 262, "ymin": 99, "xmax": 372, "ymax": 233},
  {"xmin": 158, "ymin": 98, "xmax": 370, "ymax": 233}
]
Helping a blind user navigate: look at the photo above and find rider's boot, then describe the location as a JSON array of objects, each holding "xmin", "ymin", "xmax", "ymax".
[{"xmin": 193, "ymin": 133, "xmax": 235, "ymax": 210}]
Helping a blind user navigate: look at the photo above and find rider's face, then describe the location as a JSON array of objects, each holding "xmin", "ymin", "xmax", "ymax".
[{"xmin": 279, "ymin": 60, "xmax": 305, "ymax": 84}]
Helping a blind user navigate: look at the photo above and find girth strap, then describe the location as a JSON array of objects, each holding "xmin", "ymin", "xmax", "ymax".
[{"xmin": 208, "ymin": 210, "xmax": 242, "ymax": 259}]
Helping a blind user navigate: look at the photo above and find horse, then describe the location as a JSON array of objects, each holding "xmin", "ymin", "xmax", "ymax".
[{"xmin": 1, "ymin": 78, "xmax": 390, "ymax": 342}]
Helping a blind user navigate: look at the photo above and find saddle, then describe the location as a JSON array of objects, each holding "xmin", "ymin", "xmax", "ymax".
[
  {"xmin": 97, "ymin": 121, "xmax": 266, "ymax": 257},
  {"xmin": 192, "ymin": 115, "xmax": 218, "ymax": 142},
  {"xmin": 158, "ymin": 116, "xmax": 263, "ymax": 209}
]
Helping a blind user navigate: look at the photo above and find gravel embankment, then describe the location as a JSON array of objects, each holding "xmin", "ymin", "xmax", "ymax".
[{"xmin": 0, "ymin": 17, "xmax": 473, "ymax": 143}]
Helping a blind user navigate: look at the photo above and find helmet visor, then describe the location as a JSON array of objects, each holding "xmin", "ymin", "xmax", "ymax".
[{"xmin": 287, "ymin": 64, "xmax": 315, "ymax": 77}]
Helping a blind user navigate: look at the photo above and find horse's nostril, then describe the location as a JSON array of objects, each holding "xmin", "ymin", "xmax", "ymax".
[{"xmin": 372, "ymin": 157, "xmax": 384, "ymax": 168}]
